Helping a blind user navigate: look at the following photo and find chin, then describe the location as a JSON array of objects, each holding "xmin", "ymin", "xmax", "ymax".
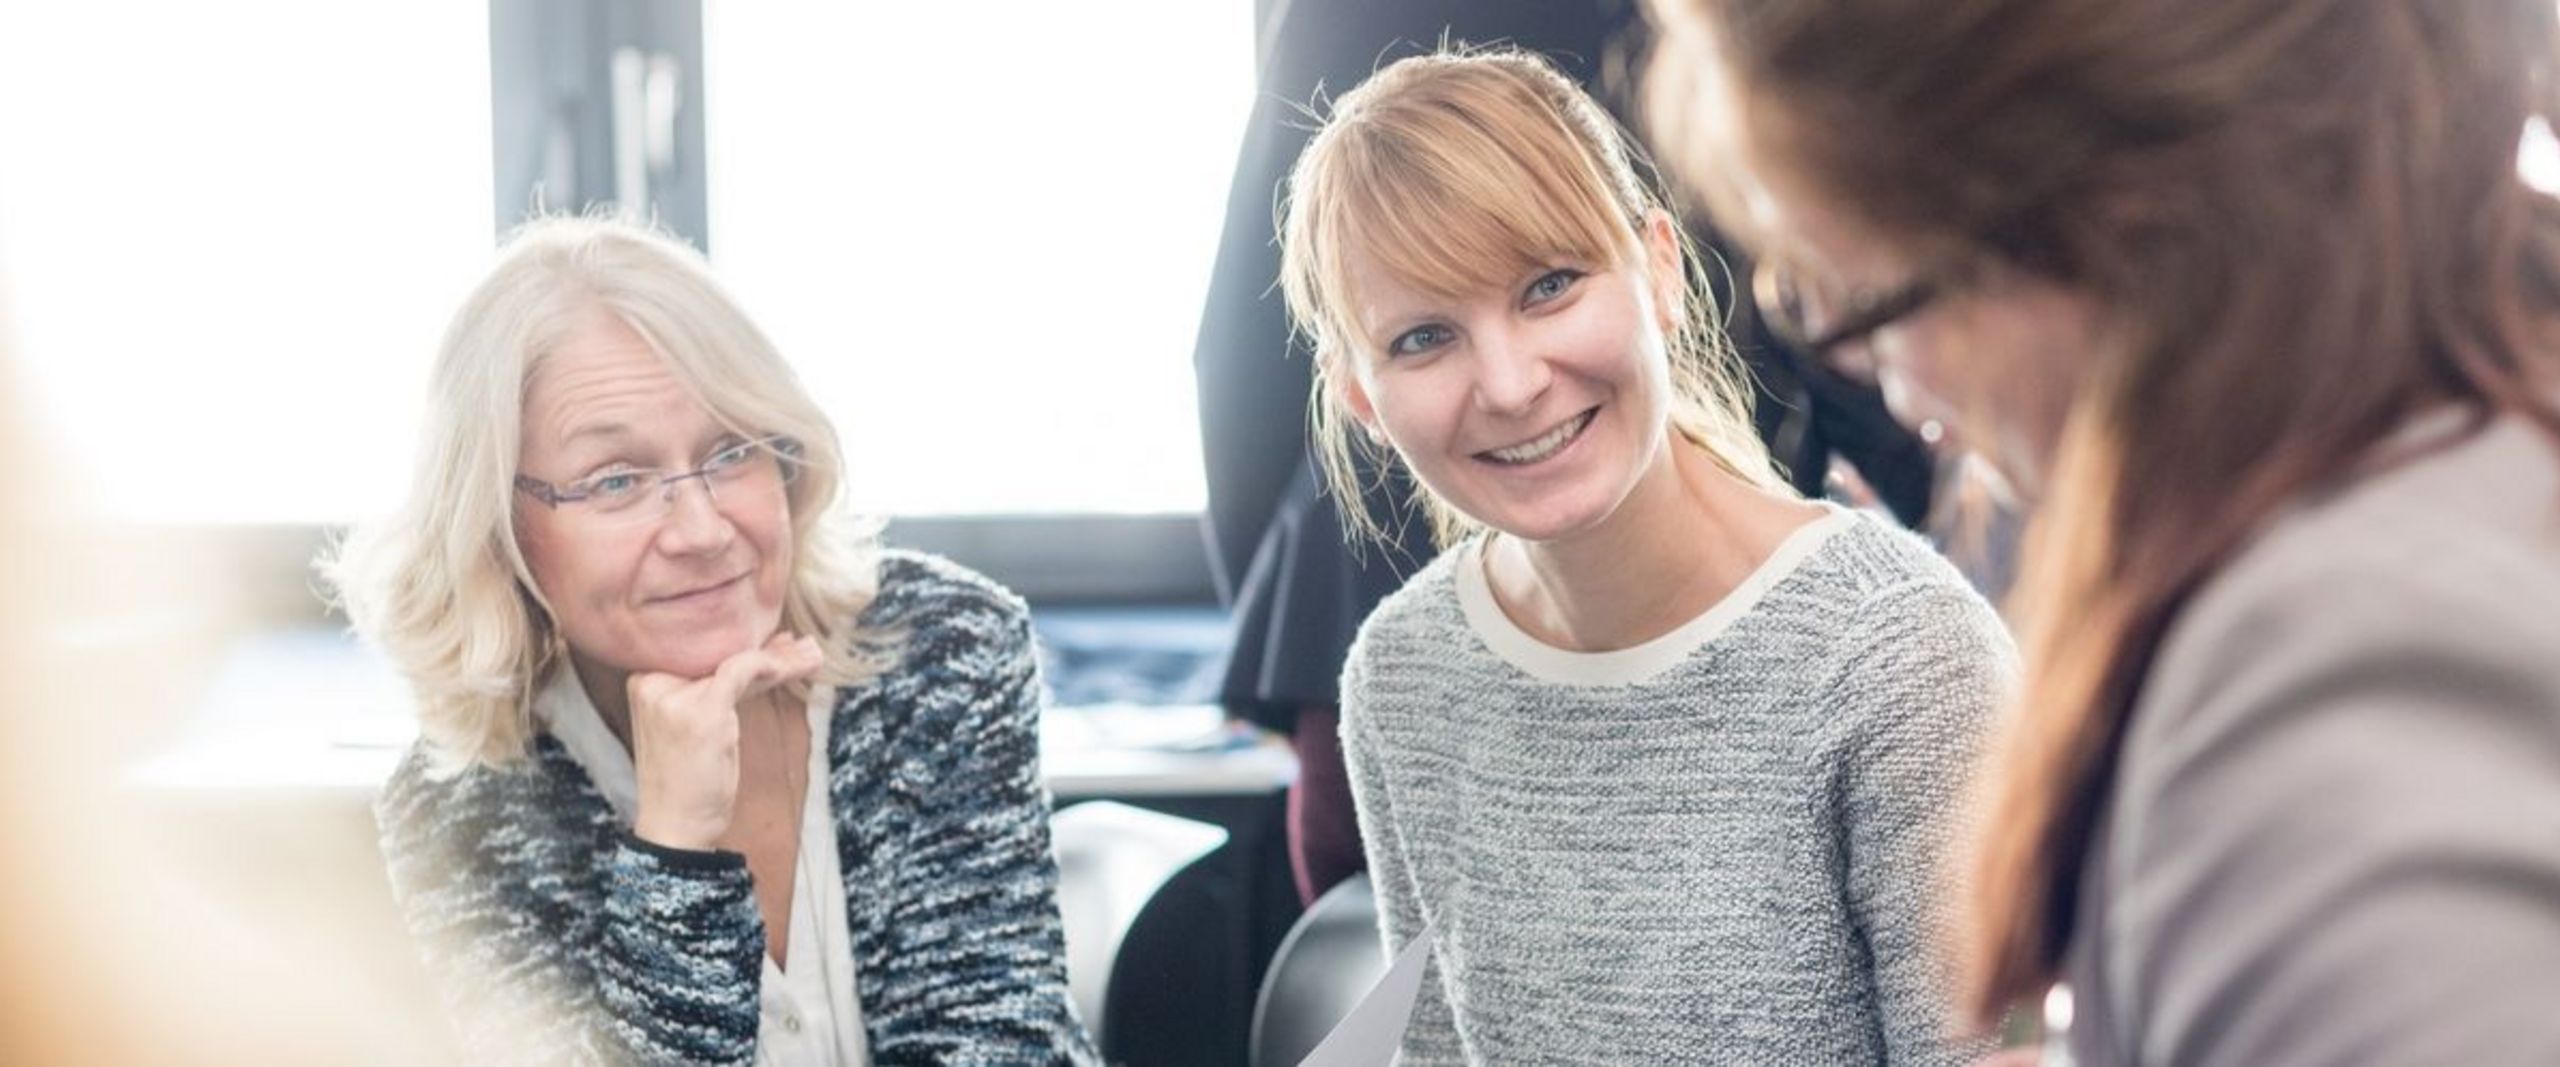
[
  {"xmin": 1471, "ymin": 491, "xmax": 1620, "ymax": 545},
  {"xmin": 649, "ymin": 619, "xmax": 776, "ymax": 677},
  {"xmin": 638, "ymin": 647, "xmax": 734, "ymax": 679},
  {"xmin": 1494, "ymin": 516, "xmax": 1608, "ymax": 546}
]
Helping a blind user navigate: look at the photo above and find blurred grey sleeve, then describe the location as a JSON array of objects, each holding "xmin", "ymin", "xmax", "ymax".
[{"xmin": 2103, "ymin": 560, "xmax": 2560, "ymax": 1065}]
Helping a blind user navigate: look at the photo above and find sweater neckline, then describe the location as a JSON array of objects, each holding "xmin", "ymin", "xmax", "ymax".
[{"xmin": 1452, "ymin": 504, "xmax": 1856, "ymax": 687}]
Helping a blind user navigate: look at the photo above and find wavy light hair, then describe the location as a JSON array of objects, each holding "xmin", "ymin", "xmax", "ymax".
[
  {"xmin": 1280, "ymin": 47, "xmax": 1784, "ymax": 549},
  {"xmin": 322, "ymin": 215, "xmax": 889, "ymax": 771},
  {"xmin": 1646, "ymin": 0, "xmax": 2560, "ymax": 1025}
]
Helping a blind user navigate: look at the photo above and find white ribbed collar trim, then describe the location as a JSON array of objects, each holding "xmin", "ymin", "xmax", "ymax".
[{"xmin": 1453, "ymin": 504, "xmax": 1856, "ymax": 687}]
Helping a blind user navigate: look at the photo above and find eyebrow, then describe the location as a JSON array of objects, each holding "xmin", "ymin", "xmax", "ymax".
[
  {"xmin": 558, "ymin": 421, "xmax": 633, "ymax": 446},
  {"xmin": 536, "ymin": 423, "xmax": 643, "ymax": 477},
  {"xmin": 553, "ymin": 421, "xmax": 747, "ymax": 466},
  {"xmin": 1364, "ymin": 314, "xmax": 1421, "ymax": 344},
  {"xmin": 1357, "ymin": 299, "xmax": 1433, "ymax": 344}
]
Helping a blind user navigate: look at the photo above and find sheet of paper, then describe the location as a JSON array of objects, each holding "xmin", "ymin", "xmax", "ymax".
[{"xmin": 1297, "ymin": 921, "xmax": 1436, "ymax": 1067}]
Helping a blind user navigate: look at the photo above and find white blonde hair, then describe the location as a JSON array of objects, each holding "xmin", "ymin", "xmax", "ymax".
[{"xmin": 322, "ymin": 215, "xmax": 889, "ymax": 771}]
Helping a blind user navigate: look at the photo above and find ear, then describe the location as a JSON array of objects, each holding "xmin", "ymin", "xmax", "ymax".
[
  {"xmin": 1640, "ymin": 209, "xmax": 1685, "ymax": 334},
  {"xmin": 1326, "ymin": 356, "xmax": 1384, "ymax": 441}
]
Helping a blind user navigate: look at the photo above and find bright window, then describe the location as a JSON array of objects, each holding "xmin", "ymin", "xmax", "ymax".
[
  {"xmin": 2524, "ymin": 117, "xmax": 2560, "ymax": 197},
  {"xmin": 0, "ymin": 2, "xmax": 495, "ymax": 525},
  {"xmin": 702, "ymin": 3, "xmax": 1249, "ymax": 515}
]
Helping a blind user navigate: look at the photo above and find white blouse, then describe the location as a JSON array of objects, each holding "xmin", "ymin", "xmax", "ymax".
[{"xmin": 534, "ymin": 668, "xmax": 872, "ymax": 1067}]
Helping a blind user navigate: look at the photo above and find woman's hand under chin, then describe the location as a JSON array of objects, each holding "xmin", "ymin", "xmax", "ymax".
[{"xmin": 627, "ymin": 631, "xmax": 825, "ymax": 851}]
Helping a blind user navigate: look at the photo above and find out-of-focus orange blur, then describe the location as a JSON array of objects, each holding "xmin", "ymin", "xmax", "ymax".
[{"xmin": 0, "ymin": 275, "xmax": 453, "ymax": 1066}]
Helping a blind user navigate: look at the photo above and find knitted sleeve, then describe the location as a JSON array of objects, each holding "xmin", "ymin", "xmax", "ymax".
[
  {"xmin": 1337, "ymin": 639, "xmax": 1467, "ymax": 1067},
  {"xmin": 858, "ymin": 563, "xmax": 1101, "ymax": 1066},
  {"xmin": 376, "ymin": 758, "xmax": 765, "ymax": 1065},
  {"xmin": 1826, "ymin": 577, "xmax": 2015, "ymax": 1067}
]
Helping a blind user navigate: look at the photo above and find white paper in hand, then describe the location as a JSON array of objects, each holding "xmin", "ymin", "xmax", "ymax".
[{"xmin": 1296, "ymin": 921, "xmax": 1436, "ymax": 1067}]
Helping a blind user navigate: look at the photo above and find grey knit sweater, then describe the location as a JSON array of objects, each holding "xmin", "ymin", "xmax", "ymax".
[{"xmin": 1339, "ymin": 508, "xmax": 2013, "ymax": 1065}]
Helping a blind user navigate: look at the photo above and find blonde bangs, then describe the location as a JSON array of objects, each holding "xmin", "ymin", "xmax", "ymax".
[{"xmin": 1303, "ymin": 92, "xmax": 1636, "ymax": 361}]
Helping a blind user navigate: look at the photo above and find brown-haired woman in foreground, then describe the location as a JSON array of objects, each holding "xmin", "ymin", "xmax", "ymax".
[{"xmin": 1646, "ymin": 1, "xmax": 2560, "ymax": 1063}]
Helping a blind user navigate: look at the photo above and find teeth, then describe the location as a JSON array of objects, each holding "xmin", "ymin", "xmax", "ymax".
[{"xmin": 1488, "ymin": 411, "xmax": 1591, "ymax": 464}]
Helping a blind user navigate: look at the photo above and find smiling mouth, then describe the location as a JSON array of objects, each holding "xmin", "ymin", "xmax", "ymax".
[
  {"xmin": 651, "ymin": 573, "xmax": 747, "ymax": 605},
  {"xmin": 1479, "ymin": 408, "xmax": 1597, "ymax": 466}
]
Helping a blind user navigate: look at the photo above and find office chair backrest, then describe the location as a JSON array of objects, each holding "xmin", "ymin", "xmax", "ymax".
[
  {"xmin": 1048, "ymin": 801, "xmax": 1227, "ymax": 1051},
  {"xmin": 1249, "ymin": 872, "xmax": 1386, "ymax": 1067}
]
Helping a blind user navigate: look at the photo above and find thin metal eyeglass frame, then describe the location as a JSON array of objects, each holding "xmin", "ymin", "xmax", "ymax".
[
  {"xmin": 1753, "ymin": 262, "xmax": 1947, "ymax": 371},
  {"xmin": 513, "ymin": 433, "xmax": 803, "ymax": 510}
]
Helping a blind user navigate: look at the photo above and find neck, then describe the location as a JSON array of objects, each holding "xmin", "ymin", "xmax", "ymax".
[
  {"xmin": 1485, "ymin": 437, "xmax": 1822, "ymax": 652},
  {"xmin": 569, "ymin": 653, "xmax": 638, "ymax": 752}
]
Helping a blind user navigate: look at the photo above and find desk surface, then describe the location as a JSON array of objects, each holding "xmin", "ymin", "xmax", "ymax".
[{"xmin": 133, "ymin": 628, "xmax": 1296, "ymax": 801}]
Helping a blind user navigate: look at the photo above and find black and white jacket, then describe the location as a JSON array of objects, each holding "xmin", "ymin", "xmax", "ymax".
[{"xmin": 377, "ymin": 551, "xmax": 1098, "ymax": 1065}]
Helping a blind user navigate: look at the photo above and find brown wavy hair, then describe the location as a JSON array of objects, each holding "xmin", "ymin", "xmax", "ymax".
[{"xmin": 1643, "ymin": 0, "xmax": 2560, "ymax": 1024}]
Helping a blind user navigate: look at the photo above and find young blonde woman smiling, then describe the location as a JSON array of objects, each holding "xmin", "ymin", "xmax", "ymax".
[{"xmin": 1280, "ymin": 49, "xmax": 2014, "ymax": 1065}]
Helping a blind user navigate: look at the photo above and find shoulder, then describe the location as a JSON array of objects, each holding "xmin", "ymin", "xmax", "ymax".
[
  {"xmin": 2097, "ymin": 418, "xmax": 2560, "ymax": 1065},
  {"xmin": 1334, "ymin": 548, "xmax": 1483, "ymax": 744},
  {"xmin": 1802, "ymin": 509, "xmax": 1996, "ymax": 616},
  {"xmin": 1338, "ymin": 546, "xmax": 1469, "ymax": 688},
  {"xmin": 378, "ymin": 740, "xmax": 537, "ymax": 842},
  {"xmin": 861, "ymin": 548, "xmax": 1035, "ymax": 648},
  {"xmin": 2115, "ymin": 415, "xmax": 2560, "ymax": 895},
  {"xmin": 848, "ymin": 549, "xmax": 1041, "ymax": 748},
  {"xmin": 376, "ymin": 736, "xmax": 600, "ymax": 892},
  {"xmin": 1790, "ymin": 513, "xmax": 2016, "ymax": 758},
  {"xmin": 2143, "ymin": 416, "xmax": 2560, "ymax": 741},
  {"xmin": 1798, "ymin": 511, "xmax": 2016, "ymax": 676}
]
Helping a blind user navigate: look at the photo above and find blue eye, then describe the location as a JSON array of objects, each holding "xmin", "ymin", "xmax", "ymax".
[
  {"xmin": 703, "ymin": 441, "xmax": 754, "ymax": 471},
  {"xmin": 1524, "ymin": 269, "xmax": 1583, "ymax": 305},
  {"xmin": 586, "ymin": 472, "xmax": 645, "ymax": 499},
  {"xmin": 1389, "ymin": 323, "xmax": 1454, "ymax": 357}
]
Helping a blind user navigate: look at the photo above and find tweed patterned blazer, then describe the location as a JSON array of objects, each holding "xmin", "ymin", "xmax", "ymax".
[{"xmin": 377, "ymin": 551, "xmax": 1099, "ymax": 1065}]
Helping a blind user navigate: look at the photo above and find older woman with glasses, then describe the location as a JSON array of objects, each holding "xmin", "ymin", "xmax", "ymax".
[{"xmin": 326, "ymin": 216, "xmax": 1096, "ymax": 1066}]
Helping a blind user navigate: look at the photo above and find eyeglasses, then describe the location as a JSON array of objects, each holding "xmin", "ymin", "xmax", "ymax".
[
  {"xmin": 515, "ymin": 434, "xmax": 803, "ymax": 526},
  {"xmin": 1753, "ymin": 260, "xmax": 1949, "ymax": 383}
]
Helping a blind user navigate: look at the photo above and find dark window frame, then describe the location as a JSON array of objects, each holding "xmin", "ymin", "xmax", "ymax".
[{"xmin": 486, "ymin": 0, "xmax": 1220, "ymax": 607}]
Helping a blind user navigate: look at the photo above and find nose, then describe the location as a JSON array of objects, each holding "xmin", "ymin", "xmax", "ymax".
[
  {"xmin": 652, "ymin": 475, "xmax": 736, "ymax": 557},
  {"xmin": 1470, "ymin": 327, "xmax": 1552, "ymax": 417}
]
